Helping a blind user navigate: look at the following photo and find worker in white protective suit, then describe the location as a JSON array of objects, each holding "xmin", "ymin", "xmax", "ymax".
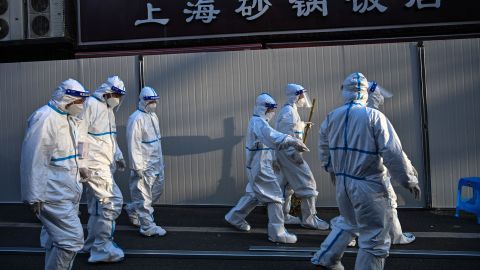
[
  {"xmin": 80, "ymin": 76, "xmax": 127, "ymax": 263},
  {"xmin": 311, "ymin": 73, "xmax": 421, "ymax": 270},
  {"xmin": 274, "ymin": 83, "xmax": 329, "ymax": 230},
  {"xmin": 367, "ymin": 81, "xmax": 416, "ymax": 245},
  {"xmin": 20, "ymin": 79, "xmax": 89, "ymax": 270},
  {"xmin": 124, "ymin": 86, "xmax": 167, "ymax": 236},
  {"xmin": 225, "ymin": 93, "xmax": 309, "ymax": 244},
  {"xmin": 339, "ymin": 81, "xmax": 417, "ymax": 248}
]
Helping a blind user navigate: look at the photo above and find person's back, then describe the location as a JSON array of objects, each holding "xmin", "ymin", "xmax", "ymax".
[
  {"xmin": 312, "ymin": 72, "xmax": 420, "ymax": 270},
  {"xmin": 323, "ymin": 103, "xmax": 385, "ymax": 181}
]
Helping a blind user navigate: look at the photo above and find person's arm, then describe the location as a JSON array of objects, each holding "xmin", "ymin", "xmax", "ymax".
[
  {"xmin": 318, "ymin": 116, "xmax": 333, "ymax": 172},
  {"xmin": 255, "ymin": 118, "xmax": 308, "ymax": 152},
  {"xmin": 126, "ymin": 116, "xmax": 145, "ymax": 172},
  {"xmin": 20, "ymin": 110, "xmax": 55, "ymax": 204},
  {"xmin": 374, "ymin": 113, "xmax": 419, "ymax": 192}
]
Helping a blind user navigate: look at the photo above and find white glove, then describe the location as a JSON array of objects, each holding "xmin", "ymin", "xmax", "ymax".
[
  {"xmin": 280, "ymin": 136, "xmax": 310, "ymax": 152},
  {"xmin": 293, "ymin": 140, "xmax": 309, "ymax": 152},
  {"xmin": 79, "ymin": 167, "xmax": 91, "ymax": 182},
  {"xmin": 409, "ymin": 184, "xmax": 421, "ymax": 200},
  {"xmin": 116, "ymin": 159, "xmax": 127, "ymax": 172}
]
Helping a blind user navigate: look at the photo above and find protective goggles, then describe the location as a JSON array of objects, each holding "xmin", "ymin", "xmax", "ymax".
[
  {"xmin": 368, "ymin": 81, "xmax": 378, "ymax": 92},
  {"xmin": 111, "ymin": 86, "xmax": 126, "ymax": 95},
  {"xmin": 65, "ymin": 89, "xmax": 90, "ymax": 97},
  {"xmin": 143, "ymin": 95, "xmax": 160, "ymax": 101},
  {"xmin": 295, "ymin": 89, "xmax": 308, "ymax": 95},
  {"xmin": 265, "ymin": 102, "xmax": 278, "ymax": 109}
]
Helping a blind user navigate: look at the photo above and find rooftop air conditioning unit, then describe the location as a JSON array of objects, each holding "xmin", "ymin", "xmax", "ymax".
[
  {"xmin": 27, "ymin": 0, "xmax": 68, "ymax": 39},
  {"xmin": 0, "ymin": 0, "xmax": 24, "ymax": 41}
]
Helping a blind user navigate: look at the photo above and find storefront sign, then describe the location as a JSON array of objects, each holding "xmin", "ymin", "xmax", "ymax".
[{"xmin": 78, "ymin": 0, "xmax": 480, "ymax": 45}]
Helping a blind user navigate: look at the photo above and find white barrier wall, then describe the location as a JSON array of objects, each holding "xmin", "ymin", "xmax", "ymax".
[
  {"xmin": 424, "ymin": 39, "xmax": 480, "ymax": 208},
  {"xmin": 0, "ymin": 56, "xmax": 140, "ymax": 202},
  {"xmin": 3, "ymin": 38, "xmax": 476, "ymax": 207},
  {"xmin": 144, "ymin": 42, "xmax": 424, "ymax": 206}
]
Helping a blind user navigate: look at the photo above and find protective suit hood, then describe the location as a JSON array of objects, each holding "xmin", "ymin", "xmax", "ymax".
[
  {"xmin": 93, "ymin": 76, "xmax": 126, "ymax": 103},
  {"xmin": 285, "ymin": 83, "xmax": 311, "ymax": 108},
  {"xmin": 50, "ymin": 78, "xmax": 89, "ymax": 114},
  {"xmin": 138, "ymin": 86, "xmax": 160, "ymax": 112},
  {"xmin": 285, "ymin": 84, "xmax": 303, "ymax": 105},
  {"xmin": 253, "ymin": 93, "xmax": 277, "ymax": 120},
  {"xmin": 341, "ymin": 72, "xmax": 369, "ymax": 105},
  {"xmin": 367, "ymin": 81, "xmax": 393, "ymax": 110}
]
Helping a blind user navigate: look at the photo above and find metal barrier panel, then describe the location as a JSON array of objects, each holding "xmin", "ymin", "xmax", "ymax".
[
  {"xmin": 143, "ymin": 42, "xmax": 424, "ymax": 206},
  {"xmin": 0, "ymin": 56, "xmax": 139, "ymax": 202},
  {"xmin": 424, "ymin": 38, "xmax": 480, "ymax": 208}
]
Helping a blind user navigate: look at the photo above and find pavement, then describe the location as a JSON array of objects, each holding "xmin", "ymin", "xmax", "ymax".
[{"xmin": 0, "ymin": 204, "xmax": 478, "ymax": 270}]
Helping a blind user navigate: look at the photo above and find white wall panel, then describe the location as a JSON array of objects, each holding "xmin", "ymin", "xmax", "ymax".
[
  {"xmin": 0, "ymin": 56, "xmax": 139, "ymax": 202},
  {"xmin": 424, "ymin": 38, "xmax": 480, "ymax": 208},
  {"xmin": 144, "ymin": 42, "xmax": 424, "ymax": 206}
]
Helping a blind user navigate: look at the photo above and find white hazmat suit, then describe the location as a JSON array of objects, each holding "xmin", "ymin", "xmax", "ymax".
[
  {"xmin": 80, "ymin": 76, "xmax": 127, "ymax": 263},
  {"xmin": 124, "ymin": 87, "xmax": 166, "ymax": 237},
  {"xmin": 368, "ymin": 82, "xmax": 416, "ymax": 245},
  {"xmin": 311, "ymin": 73, "xmax": 420, "ymax": 270},
  {"xmin": 275, "ymin": 83, "xmax": 329, "ymax": 230},
  {"xmin": 225, "ymin": 93, "xmax": 308, "ymax": 244},
  {"xmin": 20, "ymin": 79, "xmax": 89, "ymax": 270}
]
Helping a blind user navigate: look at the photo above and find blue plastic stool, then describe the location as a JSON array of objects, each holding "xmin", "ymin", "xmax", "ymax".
[{"xmin": 455, "ymin": 177, "xmax": 480, "ymax": 224}]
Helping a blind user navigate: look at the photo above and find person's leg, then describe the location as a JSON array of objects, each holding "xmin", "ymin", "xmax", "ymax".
[
  {"xmin": 225, "ymin": 192, "xmax": 258, "ymax": 231},
  {"xmin": 83, "ymin": 186, "xmax": 98, "ymax": 252},
  {"xmin": 300, "ymin": 196, "xmax": 329, "ymax": 230},
  {"xmin": 38, "ymin": 202, "xmax": 83, "ymax": 270},
  {"xmin": 283, "ymin": 185, "xmax": 301, "ymax": 224},
  {"xmin": 139, "ymin": 174, "xmax": 166, "ymax": 236},
  {"xmin": 311, "ymin": 179, "xmax": 357, "ymax": 268},
  {"xmin": 124, "ymin": 171, "xmax": 141, "ymax": 227},
  {"xmin": 267, "ymin": 202, "xmax": 297, "ymax": 243},
  {"xmin": 385, "ymin": 181, "xmax": 415, "ymax": 245},
  {"xmin": 351, "ymin": 181, "xmax": 392, "ymax": 270},
  {"xmin": 278, "ymin": 152, "xmax": 327, "ymax": 229},
  {"xmin": 88, "ymin": 182, "xmax": 124, "ymax": 263},
  {"xmin": 390, "ymin": 208, "xmax": 415, "ymax": 244}
]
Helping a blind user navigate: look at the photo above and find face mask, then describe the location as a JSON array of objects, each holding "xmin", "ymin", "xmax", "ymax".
[
  {"xmin": 67, "ymin": 103, "xmax": 84, "ymax": 116},
  {"xmin": 265, "ymin": 111, "xmax": 275, "ymax": 121},
  {"xmin": 296, "ymin": 97, "xmax": 306, "ymax": 107},
  {"xmin": 106, "ymin": 97, "xmax": 120, "ymax": 108},
  {"xmin": 146, "ymin": 102, "xmax": 157, "ymax": 112}
]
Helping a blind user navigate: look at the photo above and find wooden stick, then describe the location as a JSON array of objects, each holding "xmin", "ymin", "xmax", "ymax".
[{"xmin": 303, "ymin": 98, "xmax": 316, "ymax": 144}]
